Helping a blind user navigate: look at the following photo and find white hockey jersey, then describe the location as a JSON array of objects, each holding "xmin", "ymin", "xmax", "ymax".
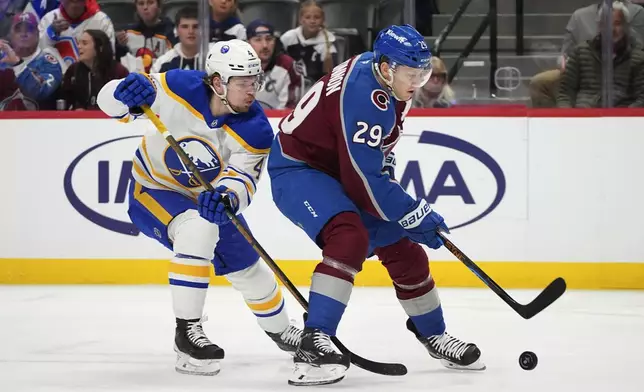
[
  {"xmin": 38, "ymin": 8, "xmax": 115, "ymax": 68},
  {"xmin": 96, "ymin": 69, "xmax": 274, "ymax": 214}
]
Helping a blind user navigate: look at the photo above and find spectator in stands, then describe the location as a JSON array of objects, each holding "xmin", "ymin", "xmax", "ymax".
[
  {"xmin": 281, "ymin": 0, "xmax": 337, "ymax": 88},
  {"xmin": 151, "ymin": 7, "xmax": 202, "ymax": 72},
  {"xmin": 209, "ymin": 0, "xmax": 245, "ymax": 42},
  {"xmin": 38, "ymin": 0, "xmax": 115, "ymax": 68},
  {"xmin": 0, "ymin": 12, "xmax": 64, "ymax": 110},
  {"xmin": 59, "ymin": 29, "xmax": 128, "ymax": 110},
  {"xmin": 0, "ymin": 68, "xmax": 29, "ymax": 110},
  {"xmin": 558, "ymin": 2, "xmax": 644, "ymax": 107},
  {"xmin": 116, "ymin": 0, "xmax": 176, "ymax": 73},
  {"xmin": 246, "ymin": 19, "xmax": 302, "ymax": 109},
  {"xmin": 412, "ymin": 57, "xmax": 456, "ymax": 108},
  {"xmin": 0, "ymin": 0, "xmax": 29, "ymax": 38},
  {"xmin": 530, "ymin": 0, "xmax": 644, "ymax": 107}
]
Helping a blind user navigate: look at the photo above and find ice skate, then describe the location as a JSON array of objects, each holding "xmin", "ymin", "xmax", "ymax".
[
  {"xmin": 266, "ymin": 323, "xmax": 303, "ymax": 354},
  {"xmin": 407, "ymin": 318, "xmax": 486, "ymax": 371},
  {"xmin": 288, "ymin": 328, "xmax": 350, "ymax": 386},
  {"xmin": 174, "ymin": 317, "xmax": 225, "ymax": 376}
]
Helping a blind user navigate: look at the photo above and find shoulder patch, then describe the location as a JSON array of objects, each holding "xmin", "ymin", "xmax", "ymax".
[{"xmin": 371, "ymin": 89, "xmax": 389, "ymax": 111}]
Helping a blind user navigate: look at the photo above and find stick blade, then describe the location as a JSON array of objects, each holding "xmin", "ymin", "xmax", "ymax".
[
  {"xmin": 519, "ymin": 277, "xmax": 567, "ymax": 319},
  {"xmin": 332, "ymin": 337, "xmax": 408, "ymax": 376}
]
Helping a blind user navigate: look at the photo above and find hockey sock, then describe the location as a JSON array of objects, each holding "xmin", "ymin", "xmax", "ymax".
[
  {"xmin": 305, "ymin": 257, "xmax": 358, "ymax": 336},
  {"xmin": 169, "ymin": 254, "xmax": 211, "ymax": 319},
  {"xmin": 226, "ymin": 261, "xmax": 289, "ymax": 334}
]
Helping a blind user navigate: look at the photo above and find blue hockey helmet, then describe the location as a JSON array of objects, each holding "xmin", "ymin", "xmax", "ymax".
[
  {"xmin": 373, "ymin": 24, "xmax": 432, "ymax": 70},
  {"xmin": 372, "ymin": 24, "xmax": 432, "ymax": 100}
]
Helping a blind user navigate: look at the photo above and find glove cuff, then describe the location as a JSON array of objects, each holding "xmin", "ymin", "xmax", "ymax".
[{"xmin": 399, "ymin": 199, "xmax": 432, "ymax": 229}]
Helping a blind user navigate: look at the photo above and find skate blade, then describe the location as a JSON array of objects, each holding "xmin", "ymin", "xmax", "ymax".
[
  {"xmin": 175, "ymin": 350, "xmax": 221, "ymax": 376},
  {"xmin": 439, "ymin": 358, "xmax": 486, "ymax": 371},
  {"xmin": 288, "ymin": 363, "xmax": 348, "ymax": 386}
]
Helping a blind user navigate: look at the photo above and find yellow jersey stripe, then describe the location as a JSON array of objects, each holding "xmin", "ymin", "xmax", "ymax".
[
  {"xmin": 160, "ymin": 73, "xmax": 204, "ymax": 121},
  {"xmin": 132, "ymin": 182, "xmax": 173, "ymax": 225},
  {"xmin": 223, "ymin": 124, "xmax": 270, "ymax": 154}
]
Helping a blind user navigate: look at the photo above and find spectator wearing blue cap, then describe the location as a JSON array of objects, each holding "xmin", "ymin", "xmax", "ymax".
[{"xmin": 246, "ymin": 19, "xmax": 302, "ymax": 109}]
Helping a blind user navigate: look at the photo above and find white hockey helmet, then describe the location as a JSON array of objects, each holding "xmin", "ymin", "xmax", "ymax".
[
  {"xmin": 205, "ymin": 39, "xmax": 263, "ymax": 114},
  {"xmin": 205, "ymin": 39, "xmax": 262, "ymax": 82}
]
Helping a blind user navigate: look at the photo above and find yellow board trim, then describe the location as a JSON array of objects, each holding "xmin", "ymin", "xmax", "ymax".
[
  {"xmin": 132, "ymin": 182, "xmax": 173, "ymax": 225},
  {"xmin": 223, "ymin": 124, "xmax": 270, "ymax": 154},
  {"xmin": 1, "ymin": 259, "xmax": 644, "ymax": 289},
  {"xmin": 168, "ymin": 262, "xmax": 211, "ymax": 278},
  {"xmin": 246, "ymin": 290, "xmax": 284, "ymax": 312}
]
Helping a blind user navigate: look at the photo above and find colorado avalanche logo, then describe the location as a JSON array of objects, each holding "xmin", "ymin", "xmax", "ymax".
[
  {"xmin": 164, "ymin": 137, "xmax": 222, "ymax": 188},
  {"xmin": 371, "ymin": 89, "xmax": 389, "ymax": 111}
]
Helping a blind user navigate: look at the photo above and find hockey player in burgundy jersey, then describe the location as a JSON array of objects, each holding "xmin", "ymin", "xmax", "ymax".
[{"xmin": 267, "ymin": 25, "xmax": 485, "ymax": 386}]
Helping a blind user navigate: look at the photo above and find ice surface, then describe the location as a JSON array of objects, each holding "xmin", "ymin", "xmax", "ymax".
[{"xmin": 1, "ymin": 285, "xmax": 642, "ymax": 392}]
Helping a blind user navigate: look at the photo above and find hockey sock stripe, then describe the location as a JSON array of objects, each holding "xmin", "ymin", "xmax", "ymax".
[
  {"xmin": 399, "ymin": 287, "xmax": 441, "ymax": 316},
  {"xmin": 246, "ymin": 286, "xmax": 284, "ymax": 314},
  {"xmin": 310, "ymin": 272, "xmax": 353, "ymax": 306},
  {"xmin": 253, "ymin": 300, "xmax": 286, "ymax": 318},
  {"xmin": 169, "ymin": 278, "xmax": 210, "ymax": 289},
  {"xmin": 169, "ymin": 263, "xmax": 211, "ymax": 278}
]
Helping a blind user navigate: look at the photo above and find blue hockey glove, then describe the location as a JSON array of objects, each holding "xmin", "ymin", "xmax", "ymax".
[
  {"xmin": 113, "ymin": 73, "xmax": 156, "ymax": 109},
  {"xmin": 383, "ymin": 151, "xmax": 396, "ymax": 179},
  {"xmin": 197, "ymin": 185, "xmax": 240, "ymax": 225},
  {"xmin": 399, "ymin": 199, "xmax": 450, "ymax": 249}
]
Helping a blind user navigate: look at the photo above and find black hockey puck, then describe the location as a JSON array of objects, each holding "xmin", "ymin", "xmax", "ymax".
[{"xmin": 519, "ymin": 351, "xmax": 538, "ymax": 370}]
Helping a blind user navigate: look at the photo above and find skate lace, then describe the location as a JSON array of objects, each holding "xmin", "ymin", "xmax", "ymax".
[
  {"xmin": 430, "ymin": 332, "xmax": 469, "ymax": 359},
  {"xmin": 187, "ymin": 316, "xmax": 214, "ymax": 348},
  {"xmin": 281, "ymin": 324, "xmax": 302, "ymax": 347},
  {"xmin": 312, "ymin": 331, "xmax": 335, "ymax": 354}
]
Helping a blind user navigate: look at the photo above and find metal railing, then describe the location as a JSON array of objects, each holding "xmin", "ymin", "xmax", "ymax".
[
  {"xmin": 433, "ymin": 0, "xmax": 498, "ymax": 96},
  {"xmin": 516, "ymin": 0, "xmax": 524, "ymax": 55}
]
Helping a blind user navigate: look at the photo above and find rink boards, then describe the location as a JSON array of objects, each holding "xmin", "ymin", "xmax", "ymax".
[{"xmin": 1, "ymin": 108, "xmax": 643, "ymax": 289}]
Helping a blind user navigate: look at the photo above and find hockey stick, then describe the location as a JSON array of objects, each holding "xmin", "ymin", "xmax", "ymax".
[
  {"xmin": 141, "ymin": 105, "xmax": 407, "ymax": 376},
  {"xmin": 437, "ymin": 233, "xmax": 567, "ymax": 319}
]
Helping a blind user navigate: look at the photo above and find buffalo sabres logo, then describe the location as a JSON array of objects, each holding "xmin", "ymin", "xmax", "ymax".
[
  {"xmin": 164, "ymin": 137, "xmax": 222, "ymax": 188},
  {"xmin": 371, "ymin": 89, "xmax": 389, "ymax": 111}
]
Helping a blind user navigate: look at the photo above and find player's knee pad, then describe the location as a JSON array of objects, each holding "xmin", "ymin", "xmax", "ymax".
[
  {"xmin": 318, "ymin": 212, "xmax": 369, "ymax": 274},
  {"xmin": 376, "ymin": 238, "xmax": 434, "ymax": 299},
  {"xmin": 169, "ymin": 209, "xmax": 219, "ymax": 261}
]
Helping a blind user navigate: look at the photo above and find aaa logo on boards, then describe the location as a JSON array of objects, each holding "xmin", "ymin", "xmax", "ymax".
[
  {"xmin": 64, "ymin": 136, "xmax": 142, "ymax": 236},
  {"xmin": 398, "ymin": 131, "xmax": 506, "ymax": 230}
]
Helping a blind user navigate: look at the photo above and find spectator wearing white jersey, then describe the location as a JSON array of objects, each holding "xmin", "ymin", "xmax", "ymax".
[
  {"xmin": 38, "ymin": 0, "xmax": 115, "ymax": 68},
  {"xmin": 246, "ymin": 19, "xmax": 302, "ymax": 109}
]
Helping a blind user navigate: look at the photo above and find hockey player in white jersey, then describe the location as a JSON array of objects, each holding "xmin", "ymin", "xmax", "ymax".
[{"xmin": 97, "ymin": 39, "xmax": 302, "ymax": 376}]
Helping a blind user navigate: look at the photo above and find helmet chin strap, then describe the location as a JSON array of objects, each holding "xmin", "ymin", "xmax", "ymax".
[
  {"xmin": 373, "ymin": 63, "xmax": 408, "ymax": 101},
  {"xmin": 209, "ymin": 83, "xmax": 239, "ymax": 115}
]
